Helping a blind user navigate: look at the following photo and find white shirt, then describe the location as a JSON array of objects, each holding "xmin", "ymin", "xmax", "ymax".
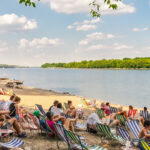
[
  {"xmin": 3, "ymin": 100, "xmax": 12, "ymax": 110},
  {"xmin": 87, "ymin": 113, "xmax": 102, "ymax": 125},
  {"xmin": 51, "ymin": 106, "xmax": 63, "ymax": 116}
]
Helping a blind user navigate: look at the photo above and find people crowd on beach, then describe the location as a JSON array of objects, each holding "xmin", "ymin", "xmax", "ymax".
[{"xmin": 0, "ymin": 95, "xmax": 150, "ymax": 149}]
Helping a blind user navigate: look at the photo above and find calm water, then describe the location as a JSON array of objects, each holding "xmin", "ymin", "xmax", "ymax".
[{"xmin": 0, "ymin": 68, "xmax": 150, "ymax": 107}]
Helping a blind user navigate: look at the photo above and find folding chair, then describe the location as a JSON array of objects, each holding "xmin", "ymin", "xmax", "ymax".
[
  {"xmin": 0, "ymin": 138, "xmax": 24, "ymax": 149},
  {"xmin": 35, "ymin": 104, "xmax": 46, "ymax": 117},
  {"xmin": 110, "ymin": 107, "xmax": 118, "ymax": 114},
  {"xmin": 126, "ymin": 120, "xmax": 140, "ymax": 139},
  {"xmin": 65, "ymin": 129, "xmax": 107, "ymax": 150}
]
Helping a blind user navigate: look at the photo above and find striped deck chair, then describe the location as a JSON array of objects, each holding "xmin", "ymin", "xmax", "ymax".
[
  {"xmin": 128, "ymin": 109, "xmax": 137, "ymax": 119},
  {"xmin": 110, "ymin": 107, "xmax": 118, "ymax": 114},
  {"xmin": 140, "ymin": 111, "xmax": 150, "ymax": 121},
  {"xmin": 0, "ymin": 129, "xmax": 13, "ymax": 138},
  {"xmin": 116, "ymin": 126, "xmax": 130, "ymax": 141},
  {"xmin": 65, "ymin": 129, "xmax": 107, "ymax": 150},
  {"xmin": 39, "ymin": 115, "xmax": 54, "ymax": 134},
  {"xmin": 54, "ymin": 123, "xmax": 71, "ymax": 149},
  {"xmin": 96, "ymin": 123, "xmax": 124, "ymax": 143},
  {"xmin": 139, "ymin": 139, "xmax": 150, "ymax": 150},
  {"xmin": 35, "ymin": 104, "xmax": 46, "ymax": 117},
  {"xmin": 126, "ymin": 120, "xmax": 140, "ymax": 139},
  {"xmin": 96, "ymin": 109, "xmax": 104, "ymax": 119},
  {"xmin": 116, "ymin": 114, "xmax": 127, "ymax": 126},
  {"xmin": 0, "ymin": 138, "xmax": 24, "ymax": 149}
]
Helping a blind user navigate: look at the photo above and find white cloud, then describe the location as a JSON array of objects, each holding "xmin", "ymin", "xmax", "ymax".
[
  {"xmin": 113, "ymin": 43, "xmax": 133, "ymax": 50},
  {"xmin": 0, "ymin": 40, "xmax": 8, "ymax": 52},
  {"xmin": 86, "ymin": 32, "xmax": 115, "ymax": 40},
  {"xmin": 79, "ymin": 39, "xmax": 89, "ymax": 45},
  {"xmin": 67, "ymin": 18, "xmax": 102, "ymax": 31},
  {"xmin": 132, "ymin": 27, "xmax": 148, "ymax": 32},
  {"xmin": 67, "ymin": 25, "xmax": 74, "ymax": 29},
  {"xmin": 76, "ymin": 24, "xmax": 96, "ymax": 31},
  {"xmin": 41, "ymin": 0, "xmax": 135, "ymax": 15},
  {"xmin": 19, "ymin": 37, "xmax": 63, "ymax": 49},
  {"xmin": 76, "ymin": 42, "xmax": 133, "ymax": 53},
  {"xmin": 0, "ymin": 13, "xmax": 37, "ymax": 32},
  {"xmin": 78, "ymin": 32, "xmax": 115, "ymax": 45}
]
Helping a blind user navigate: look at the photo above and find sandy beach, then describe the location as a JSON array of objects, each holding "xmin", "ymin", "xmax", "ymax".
[{"xmin": 0, "ymin": 80, "xmax": 143, "ymax": 150}]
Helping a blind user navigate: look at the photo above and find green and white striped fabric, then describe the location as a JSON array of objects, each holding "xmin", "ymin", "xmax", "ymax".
[
  {"xmin": 96, "ymin": 109, "xmax": 104, "ymax": 119},
  {"xmin": 65, "ymin": 129, "xmax": 107, "ymax": 150},
  {"xmin": 96, "ymin": 123, "xmax": 124, "ymax": 143},
  {"xmin": 116, "ymin": 114, "xmax": 127, "ymax": 125}
]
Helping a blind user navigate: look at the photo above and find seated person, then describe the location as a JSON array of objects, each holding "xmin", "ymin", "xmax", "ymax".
[
  {"xmin": 66, "ymin": 101, "xmax": 78, "ymax": 124},
  {"xmin": 104, "ymin": 102, "xmax": 111, "ymax": 116},
  {"xmin": 87, "ymin": 113, "xmax": 102, "ymax": 131},
  {"xmin": 3, "ymin": 95, "xmax": 15, "ymax": 110},
  {"xmin": 0, "ymin": 88, "xmax": 7, "ymax": 95},
  {"xmin": 117, "ymin": 107, "xmax": 128, "ymax": 118},
  {"xmin": 46, "ymin": 111, "xmax": 77, "ymax": 132},
  {"xmin": 49, "ymin": 100, "xmax": 59, "ymax": 112},
  {"xmin": 51, "ymin": 102, "xmax": 64, "ymax": 117},
  {"xmin": 9, "ymin": 96, "xmax": 21, "ymax": 120},
  {"xmin": 128, "ymin": 105, "xmax": 133, "ymax": 118},
  {"xmin": 139, "ymin": 120, "xmax": 150, "ymax": 140},
  {"xmin": 140, "ymin": 107, "xmax": 148, "ymax": 126},
  {"xmin": 0, "ymin": 110, "xmax": 26, "ymax": 137},
  {"xmin": 100, "ymin": 102, "xmax": 106, "ymax": 110}
]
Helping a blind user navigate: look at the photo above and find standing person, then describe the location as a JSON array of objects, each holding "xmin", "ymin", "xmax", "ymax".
[
  {"xmin": 3, "ymin": 95, "xmax": 15, "ymax": 110},
  {"xmin": 9, "ymin": 96, "xmax": 21, "ymax": 120}
]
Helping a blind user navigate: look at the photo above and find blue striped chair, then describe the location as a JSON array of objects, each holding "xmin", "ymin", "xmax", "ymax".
[
  {"xmin": 35, "ymin": 104, "xmax": 46, "ymax": 117},
  {"xmin": 110, "ymin": 107, "xmax": 118, "ymax": 114},
  {"xmin": 126, "ymin": 120, "xmax": 140, "ymax": 139},
  {"xmin": 116, "ymin": 126, "xmax": 130, "ymax": 141},
  {"xmin": 140, "ymin": 110, "xmax": 150, "ymax": 121},
  {"xmin": 0, "ymin": 138, "xmax": 24, "ymax": 149}
]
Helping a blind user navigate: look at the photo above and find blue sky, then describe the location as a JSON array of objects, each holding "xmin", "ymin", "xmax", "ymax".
[{"xmin": 0, "ymin": 0, "xmax": 150, "ymax": 66}]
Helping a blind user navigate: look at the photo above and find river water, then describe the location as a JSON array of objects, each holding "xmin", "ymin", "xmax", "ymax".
[{"xmin": 0, "ymin": 68, "xmax": 149, "ymax": 107}]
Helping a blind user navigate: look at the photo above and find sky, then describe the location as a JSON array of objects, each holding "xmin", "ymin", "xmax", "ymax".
[{"xmin": 0, "ymin": 0, "xmax": 150, "ymax": 66}]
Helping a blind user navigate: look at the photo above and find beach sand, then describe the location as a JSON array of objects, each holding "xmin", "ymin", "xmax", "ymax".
[{"xmin": 0, "ymin": 82, "xmax": 141, "ymax": 150}]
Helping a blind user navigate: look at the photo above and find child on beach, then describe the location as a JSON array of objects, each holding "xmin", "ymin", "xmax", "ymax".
[{"xmin": 139, "ymin": 120, "xmax": 150, "ymax": 140}]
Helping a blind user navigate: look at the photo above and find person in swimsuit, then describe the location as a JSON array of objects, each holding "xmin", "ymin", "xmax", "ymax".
[{"xmin": 139, "ymin": 120, "xmax": 150, "ymax": 140}]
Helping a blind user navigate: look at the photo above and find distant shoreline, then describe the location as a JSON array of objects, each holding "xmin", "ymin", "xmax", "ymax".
[{"xmin": 40, "ymin": 67, "xmax": 150, "ymax": 70}]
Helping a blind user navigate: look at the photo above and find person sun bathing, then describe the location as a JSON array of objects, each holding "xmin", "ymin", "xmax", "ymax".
[{"xmin": 139, "ymin": 120, "xmax": 150, "ymax": 140}]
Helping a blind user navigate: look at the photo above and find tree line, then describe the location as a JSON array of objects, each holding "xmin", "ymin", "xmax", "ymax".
[{"xmin": 41, "ymin": 57, "xmax": 150, "ymax": 69}]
